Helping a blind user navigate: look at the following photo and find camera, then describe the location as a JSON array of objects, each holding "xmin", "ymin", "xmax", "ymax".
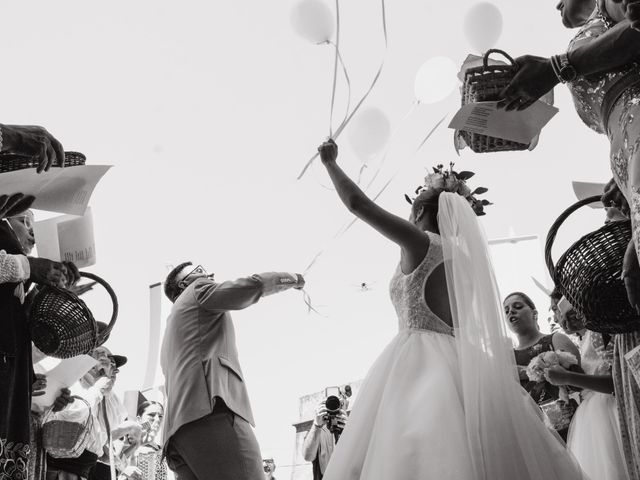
[{"xmin": 323, "ymin": 385, "xmax": 351, "ymax": 435}]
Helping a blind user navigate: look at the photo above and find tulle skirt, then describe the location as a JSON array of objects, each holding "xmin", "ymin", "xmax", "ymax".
[
  {"xmin": 323, "ymin": 328, "xmax": 588, "ymax": 480},
  {"xmin": 567, "ymin": 392, "xmax": 630, "ymax": 480}
]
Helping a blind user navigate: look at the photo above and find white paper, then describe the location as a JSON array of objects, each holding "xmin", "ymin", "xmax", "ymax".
[
  {"xmin": 34, "ymin": 208, "xmax": 96, "ymax": 267},
  {"xmin": 32, "ymin": 355, "xmax": 97, "ymax": 410},
  {"xmin": 448, "ymin": 101, "xmax": 559, "ymax": 145},
  {"xmin": 0, "ymin": 165, "xmax": 111, "ymax": 215},
  {"xmin": 572, "ymin": 181, "xmax": 606, "ymax": 208}
]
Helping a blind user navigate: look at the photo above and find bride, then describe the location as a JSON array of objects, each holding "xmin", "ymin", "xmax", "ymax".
[{"xmin": 316, "ymin": 139, "xmax": 587, "ymax": 479}]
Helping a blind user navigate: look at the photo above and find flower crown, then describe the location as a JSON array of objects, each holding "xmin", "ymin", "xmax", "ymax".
[{"xmin": 404, "ymin": 163, "xmax": 492, "ymax": 216}]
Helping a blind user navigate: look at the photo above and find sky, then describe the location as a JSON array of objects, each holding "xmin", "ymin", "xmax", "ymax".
[{"xmin": 2, "ymin": 0, "xmax": 613, "ymax": 476}]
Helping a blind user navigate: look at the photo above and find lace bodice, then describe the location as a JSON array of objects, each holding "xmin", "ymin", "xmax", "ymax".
[
  {"xmin": 567, "ymin": 4, "xmax": 639, "ymax": 134},
  {"xmin": 580, "ymin": 330, "xmax": 613, "ymax": 377},
  {"xmin": 389, "ymin": 232, "xmax": 454, "ymax": 336}
]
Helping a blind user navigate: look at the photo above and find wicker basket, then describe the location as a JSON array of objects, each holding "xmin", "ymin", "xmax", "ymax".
[
  {"xmin": 459, "ymin": 49, "xmax": 530, "ymax": 153},
  {"xmin": 42, "ymin": 396, "xmax": 93, "ymax": 459},
  {"xmin": 0, "ymin": 151, "xmax": 86, "ymax": 173},
  {"xmin": 29, "ymin": 272, "xmax": 118, "ymax": 359},
  {"xmin": 545, "ymin": 195, "xmax": 640, "ymax": 334}
]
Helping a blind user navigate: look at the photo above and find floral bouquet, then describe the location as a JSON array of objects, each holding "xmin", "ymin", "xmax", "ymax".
[
  {"xmin": 526, "ymin": 350, "xmax": 578, "ymax": 403},
  {"xmin": 405, "ymin": 163, "xmax": 492, "ymax": 216}
]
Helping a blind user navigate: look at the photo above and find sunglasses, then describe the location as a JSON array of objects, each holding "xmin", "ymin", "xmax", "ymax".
[
  {"xmin": 181, "ymin": 265, "xmax": 213, "ymax": 284},
  {"xmin": 8, "ymin": 213, "xmax": 34, "ymax": 230}
]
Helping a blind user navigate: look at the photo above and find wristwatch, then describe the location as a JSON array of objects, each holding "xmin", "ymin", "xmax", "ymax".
[{"xmin": 551, "ymin": 53, "xmax": 577, "ymax": 83}]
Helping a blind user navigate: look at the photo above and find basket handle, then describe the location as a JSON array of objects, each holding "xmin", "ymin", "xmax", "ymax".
[
  {"xmin": 78, "ymin": 271, "xmax": 119, "ymax": 345},
  {"xmin": 483, "ymin": 49, "xmax": 517, "ymax": 69},
  {"xmin": 544, "ymin": 195, "xmax": 603, "ymax": 279}
]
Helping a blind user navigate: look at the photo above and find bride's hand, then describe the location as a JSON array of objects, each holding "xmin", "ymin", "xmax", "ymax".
[
  {"xmin": 544, "ymin": 366, "xmax": 569, "ymax": 386},
  {"xmin": 318, "ymin": 139, "xmax": 338, "ymax": 165}
]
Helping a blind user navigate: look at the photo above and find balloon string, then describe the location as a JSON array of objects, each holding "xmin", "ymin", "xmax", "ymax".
[
  {"xmin": 302, "ymin": 288, "xmax": 326, "ymax": 316},
  {"xmin": 326, "ymin": 40, "xmax": 352, "ymax": 135},
  {"xmin": 361, "ymin": 100, "xmax": 420, "ymax": 194},
  {"xmin": 302, "ymin": 114, "xmax": 447, "ymax": 275},
  {"xmin": 328, "ymin": 0, "xmax": 340, "ymax": 138},
  {"xmin": 297, "ymin": 0, "xmax": 388, "ymax": 180}
]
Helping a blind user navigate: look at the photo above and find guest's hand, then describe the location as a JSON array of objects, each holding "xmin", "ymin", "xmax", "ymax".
[
  {"xmin": 318, "ymin": 139, "xmax": 338, "ymax": 164},
  {"xmin": 52, "ymin": 388, "xmax": 75, "ymax": 412},
  {"xmin": 61, "ymin": 261, "xmax": 81, "ymax": 288},
  {"xmin": 0, "ymin": 193, "xmax": 35, "ymax": 219},
  {"xmin": 112, "ymin": 421, "xmax": 143, "ymax": 445},
  {"xmin": 32, "ymin": 373, "xmax": 47, "ymax": 397},
  {"xmin": 0, "ymin": 125, "xmax": 65, "ymax": 173},
  {"xmin": 602, "ymin": 178, "xmax": 629, "ymax": 216},
  {"xmin": 313, "ymin": 402, "xmax": 329, "ymax": 427},
  {"xmin": 498, "ymin": 56, "xmax": 559, "ymax": 111},
  {"xmin": 335, "ymin": 409, "xmax": 348, "ymax": 430},
  {"xmin": 120, "ymin": 466, "xmax": 143, "ymax": 480},
  {"xmin": 27, "ymin": 257, "xmax": 68, "ymax": 288},
  {"xmin": 623, "ymin": 239, "xmax": 640, "ymax": 314},
  {"xmin": 544, "ymin": 365, "xmax": 569, "ymax": 386},
  {"xmin": 294, "ymin": 273, "xmax": 305, "ymax": 290},
  {"xmin": 516, "ymin": 365, "xmax": 529, "ymax": 381}
]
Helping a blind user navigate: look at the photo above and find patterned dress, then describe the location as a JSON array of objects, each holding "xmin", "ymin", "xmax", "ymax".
[
  {"xmin": 514, "ymin": 334, "xmax": 577, "ymax": 441},
  {"xmin": 566, "ymin": 4, "xmax": 640, "ymax": 478}
]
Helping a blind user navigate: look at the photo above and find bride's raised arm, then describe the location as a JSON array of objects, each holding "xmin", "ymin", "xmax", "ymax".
[{"xmin": 318, "ymin": 140, "xmax": 430, "ymax": 267}]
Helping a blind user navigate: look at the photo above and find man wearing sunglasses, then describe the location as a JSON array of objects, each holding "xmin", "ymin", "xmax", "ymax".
[{"xmin": 161, "ymin": 262, "xmax": 305, "ymax": 480}]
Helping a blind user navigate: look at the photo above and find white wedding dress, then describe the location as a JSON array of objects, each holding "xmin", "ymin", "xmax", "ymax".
[
  {"xmin": 567, "ymin": 331, "xmax": 630, "ymax": 480},
  {"xmin": 323, "ymin": 193, "xmax": 588, "ymax": 480}
]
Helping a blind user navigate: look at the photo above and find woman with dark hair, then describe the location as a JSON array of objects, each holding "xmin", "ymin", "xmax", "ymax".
[
  {"xmin": 316, "ymin": 139, "xmax": 587, "ymax": 480},
  {"xmin": 116, "ymin": 401, "xmax": 167, "ymax": 480},
  {"xmin": 504, "ymin": 292, "xmax": 581, "ymax": 441}
]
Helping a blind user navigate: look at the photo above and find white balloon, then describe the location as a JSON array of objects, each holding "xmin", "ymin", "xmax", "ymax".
[
  {"xmin": 464, "ymin": 2, "xmax": 503, "ymax": 53},
  {"xmin": 414, "ymin": 56, "xmax": 459, "ymax": 104},
  {"xmin": 348, "ymin": 107, "xmax": 391, "ymax": 158},
  {"xmin": 290, "ymin": 0, "xmax": 335, "ymax": 44}
]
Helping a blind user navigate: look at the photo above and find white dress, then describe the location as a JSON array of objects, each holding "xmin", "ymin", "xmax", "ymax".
[
  {"xmin": 567, "ymin": 331, "xmax": 630, "ymax": 480},
  {"xmin": 323, "ymin": 227, "xmax": 588, "ymax": 480}
]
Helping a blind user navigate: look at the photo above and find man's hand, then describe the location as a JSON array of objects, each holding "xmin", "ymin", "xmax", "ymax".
[
  {"xmin": 318, "ymin": 139, "xmax": 338, "ymax": 164},
  {"xmin": 294, "ymin": 273, "xmax": 305, "ymax": 290},
  {"xmin": 112, "ymin": 420, "xmax": 143, "ymax": 445},
  {"xmin": 498, "ymin": 56, "xmax": 559, "ymax": 111},
  {"xmin": 120, "ymin": 466, "xmax": 143, "ymax": 480},
  {"xmin": 32, "ymin": 373, "xmax": 47, "ymax": 397},
  {"xmin": 0, "ymin": 125, "xmax": 65, "ymax": 173},
  {"xmin": 94, "ymin": 376, "xmax": 115, "ymax": 394},
  {"xmin": 28, "ymin": 257, "xmax": 69, "ymax": 288},
  {"xmin": 61, "ymin": 261, "xmax": 81, "ymax": 288},
  {"xmin": 623, "ymin": 239, "xmax": 640, "ymax": 314},
  {"xmin": 334, "ymin": 409, "xmax": 348, "ymax": 430},
  {"xmin": 313, "ymin": 402, "xmax": 329, "ymax": 427},
  {"xmin": 0, "ymin": 193, "xmax": 35, "ymax": 219},
  {"xmin": 52, "ymin": 388, "xmax": 75, "ymax": 412},
  {"xmin": 544, "ymin": 365, "xmax": 569, "ymax": 386}
]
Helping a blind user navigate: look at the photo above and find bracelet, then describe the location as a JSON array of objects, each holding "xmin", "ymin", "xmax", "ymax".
[{"xmin": 549, "ymin": 55, "xmax": 564, "ymax": 84}]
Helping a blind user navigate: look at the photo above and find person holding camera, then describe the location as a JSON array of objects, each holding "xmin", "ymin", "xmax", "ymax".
[{"xmin": 302, "ymin": 401, "xmax": 347, "ymax": 480}]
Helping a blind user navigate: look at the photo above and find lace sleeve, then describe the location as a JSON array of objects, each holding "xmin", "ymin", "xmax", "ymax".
[
  {"xmin": 0, "ymin": 250, "xmax": 29, "ymax": 284},
  {"xmin": 591, "ymin": 332, "xmax": 614, "ymax": 374}
]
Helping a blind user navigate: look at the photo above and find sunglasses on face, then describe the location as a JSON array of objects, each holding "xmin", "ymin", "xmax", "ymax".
[
  {"xmin": 181, "ymin": 265, "xmax": 214, "ymax": 284},
  {"xmin": 9, "ymin": 214, "xmax": 34, "ymax": 230}
]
